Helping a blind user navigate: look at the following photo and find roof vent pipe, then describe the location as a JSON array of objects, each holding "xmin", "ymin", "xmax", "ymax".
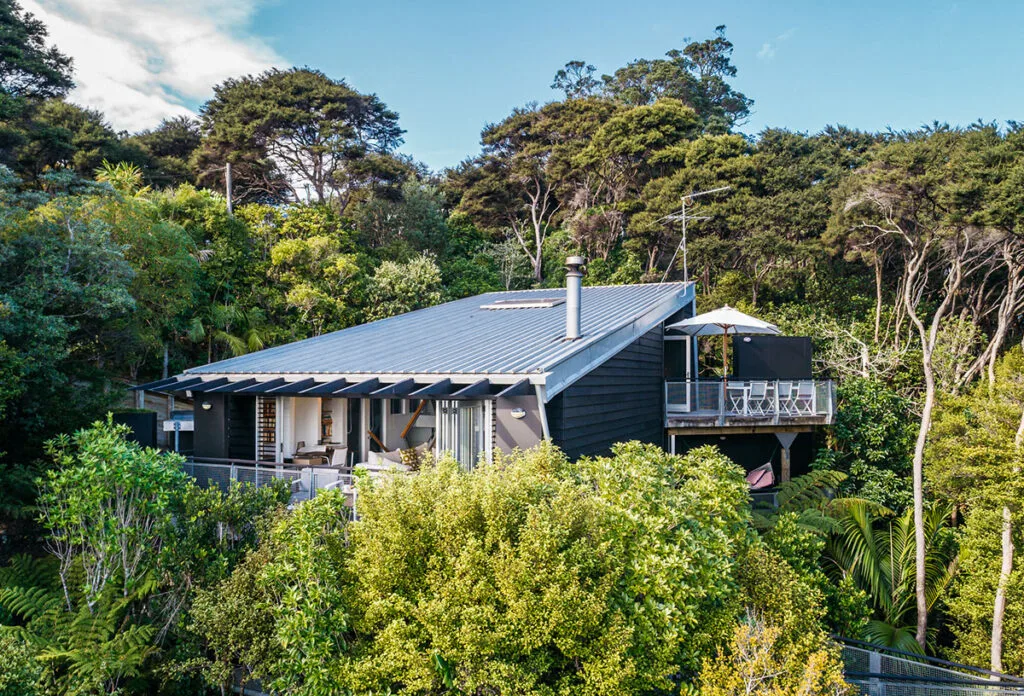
[{"xmin": 565, "ymin": 256, "xmax": 586, "ymax": 340}]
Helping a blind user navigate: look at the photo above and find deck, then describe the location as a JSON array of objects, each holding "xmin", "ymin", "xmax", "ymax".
[{"xmin": 665, "ymin": 379, "xmax": 835, "ymax": 433}]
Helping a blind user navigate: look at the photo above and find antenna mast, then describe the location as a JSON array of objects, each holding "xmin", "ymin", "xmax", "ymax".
[{"xmin": 659, "ymin": 185, "xmax": 731, "ymax": 283}]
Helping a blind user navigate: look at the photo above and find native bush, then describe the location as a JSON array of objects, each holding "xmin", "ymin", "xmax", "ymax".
[{"xmin": 198, "ymin": 442, "xmax": 775, "ymax": 695}]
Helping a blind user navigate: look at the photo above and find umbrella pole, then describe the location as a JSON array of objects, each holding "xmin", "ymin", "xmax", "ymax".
[
  {"xmin": 722, "ymin": 326, "xmax": 730, "ymax": 388},
  {"xmin": 721, "ymin": 325, "xmax": 730, "ymax": 414}
]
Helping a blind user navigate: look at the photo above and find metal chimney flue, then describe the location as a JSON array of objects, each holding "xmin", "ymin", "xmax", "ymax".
[{"xmin": 565, "ymin": 256, "xmax": 585, "ymax": 340}]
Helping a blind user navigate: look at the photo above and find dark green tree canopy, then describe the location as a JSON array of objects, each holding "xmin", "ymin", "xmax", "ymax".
[
  {"xmin": 197, "ymin": 67, "xmax": 405, "ymax": 208},
  {"xmin": 551, "ymin": 60, "xmax": 600, "ymax": 99},
  {"xmin": 601, "ymin": 26, "xmax": 751, "ymax": 131},
  {"xmin": 0, "ymin": 0, "xmax": 73, "ymax": 101},
  {"xmin": 126, "ymin": 115, "xmax": 201, "ymax": 187}
]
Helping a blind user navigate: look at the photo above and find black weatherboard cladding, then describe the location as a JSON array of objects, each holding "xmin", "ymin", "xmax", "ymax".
[
  {"xmin": 227, "ymin": 395, "xmax": 256, "ymax": 460},
  {"xmin": 547, "ymin": 327, "xmax": 665, "ymax": 460},
  {"xmin": 193, "ymin": 394, "xmax": 227, "ymax": 459},
  {"xmin": 192, "ymin": 394, "xmax": 256, "ymax": 460}
]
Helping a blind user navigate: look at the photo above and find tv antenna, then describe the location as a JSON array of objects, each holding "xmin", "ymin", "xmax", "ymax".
[{"xmin": 659, "ymin": 185, "xmax": 731, "ymax": 283}]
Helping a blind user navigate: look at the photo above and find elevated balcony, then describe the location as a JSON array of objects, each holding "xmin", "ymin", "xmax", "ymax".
[{"xmin": 665, "ymin": 379, "xmax": 835, "ymax": 432}]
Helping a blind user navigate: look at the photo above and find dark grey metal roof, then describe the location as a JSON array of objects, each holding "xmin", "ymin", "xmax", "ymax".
[{"xmin": 178, "ymin": 283, "xmax": 693, "ymax": 399}]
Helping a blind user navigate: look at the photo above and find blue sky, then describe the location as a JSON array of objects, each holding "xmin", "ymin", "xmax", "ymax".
[{"xmin": 26, "ymin": 0, "xmax": 1024, "ymax": 171}]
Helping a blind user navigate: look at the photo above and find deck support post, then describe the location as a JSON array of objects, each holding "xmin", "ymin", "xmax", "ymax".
[{"xmin": 775, "ymin": 432, "xmax": 798, "ymax": 483}]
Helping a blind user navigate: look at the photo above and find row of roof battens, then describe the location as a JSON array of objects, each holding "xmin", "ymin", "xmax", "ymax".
[{"xmin": 131, "ymin": 375, "xmax": 533, "ymax": 400}]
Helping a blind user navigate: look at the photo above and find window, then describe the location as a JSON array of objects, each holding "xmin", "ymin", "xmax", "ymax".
[
  {"xmin": 480, "ymin": 298, "xmax": 564, "ymax": 310},
  {"xmin": 437, "ymin": 400, "xmax": 492, "ymax": 469}
]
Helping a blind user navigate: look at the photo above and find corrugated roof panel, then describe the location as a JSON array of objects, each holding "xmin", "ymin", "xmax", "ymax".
[{"xmin": 184, "ymin": 283, "xmax": 691, "ymax": 378}]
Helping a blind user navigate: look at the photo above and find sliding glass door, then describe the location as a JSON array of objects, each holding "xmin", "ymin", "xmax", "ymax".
[{"xmin": 437, "ymin": 400, "xmax": 491, "ymax": 469}]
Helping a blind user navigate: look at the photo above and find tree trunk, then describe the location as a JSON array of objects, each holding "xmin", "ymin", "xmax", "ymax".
[
  {"xmin": 874, "ymin": 254, "xmax": 884, "ymax": 344},
  {"xmin": 991, "ymin": 504, "xmax": 1013, "ymax": 676},
  {"xmin": 162, "ymin": 344, "xmax": 170, "ymax": 380},
  {"xmin": 912, "ymin": 350, "xmax": 934, "ymax": 649},
  {"xmin": 994, "ymin": 402, "xmax": 1024, "ymax": 676}
]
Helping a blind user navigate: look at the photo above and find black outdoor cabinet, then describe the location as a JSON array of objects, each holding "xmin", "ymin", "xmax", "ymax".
[
  {"xmin": 112, "ymin": 411, "xmax": 158, "ymax": 448},
  {"xmin": 732, "ymin": 335, "xmax": 813, "ymax": 380}
]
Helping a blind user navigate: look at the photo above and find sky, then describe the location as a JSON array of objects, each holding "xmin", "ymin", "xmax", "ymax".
[{"xmin": 20, "ymin": 0, "xmax": 1024, "ymax": 171}]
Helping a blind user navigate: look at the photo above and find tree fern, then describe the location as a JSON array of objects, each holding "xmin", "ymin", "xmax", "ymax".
[
  {"xmin": 0, "ymin": 555, "xmax": 63, "ymax": 623},
  {"xmin": 753, "ymin": 470, "xmax": 853, "ymax": 535}
]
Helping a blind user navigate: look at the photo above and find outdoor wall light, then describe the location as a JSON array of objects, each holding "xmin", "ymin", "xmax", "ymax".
[
  {"xmin": 510, "ymin": 408, "xmax": 527, "ymax": 419},
  {"xmin": 201, "ymin": 401, "xmax": 212, "ymax": 411}
]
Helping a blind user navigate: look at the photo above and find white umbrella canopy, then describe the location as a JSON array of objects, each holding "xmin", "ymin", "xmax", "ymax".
[
  {"xmin": 666, "ymin": 305, "xmax": 780, "ymax": 336},
  {"xmin": 666, "ymin": 306, "xmax": 780, "ymax": 381}
]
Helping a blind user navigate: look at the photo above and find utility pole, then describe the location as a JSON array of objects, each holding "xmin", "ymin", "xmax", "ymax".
[
  {"xmin": 659, "ymin": 185, "xmax": 731, "ymax": 283},
  {"xmin": 225, "ymin": 161, "xmax": 233, "ymax": 216}
]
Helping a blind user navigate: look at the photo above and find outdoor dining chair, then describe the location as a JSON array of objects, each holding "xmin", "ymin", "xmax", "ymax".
[
  {"xmin": 795, "ymin": 380, "xmax": 815, "ymax": 415},
  {"xmin": 747, "ymin": 380, "xmax": 770, "ymax": 416},
  {"xmin": 777, "ymin": 381, "xmax": 796, "ymax": 415}
]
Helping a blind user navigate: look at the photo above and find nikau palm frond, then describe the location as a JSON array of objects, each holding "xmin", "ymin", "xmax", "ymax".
[{"xmin": 825, "ymin": 501, "xmax": 956, "ymax": 652}]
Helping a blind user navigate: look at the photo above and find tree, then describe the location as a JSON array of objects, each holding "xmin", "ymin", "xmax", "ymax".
[
  {"xmin": 464, "ymin": 106, "xmax": 562, "ymax": 283},
  {"xmin": 0, "ymin": 0, "xmax": 72, "ymax": 100},
  {"xmin": 38, "ymin": 417, "xmax": 189, "ymax": 610},
  {"xmin": 825, "ymin": 502, "xmax": 957, "ymax": 653},
  {"xmin": 126, "ymin": 115, "xmax": 202, "ymax": 188},
  {"xmin": 354, "ymin": 178, "xmax": 450, "ymax": 256},
  {"xmin": 601, "ymin": 26, "xmax": 752, "ymax": 131},
  {"xmin": 815, "ymin": 378, "xmax": 915, "ymax": 510},
  {"xmin": 698, "ymin": 612, "xmax": 851, "ymax": 696},
  {"xmin": 633, "ymin": 133, "xmax": 755, "ymax": 276},
  {"xmin": 188, "ymin": 303, "xmax": 266, "ymax": 364},
  {"xmin": 364, "ymin": 253, "xmax": 443, "ymax": 321},
  {"xmin": 197, "ymin": 68, "xmax": 404, "ymax": 208},
  {"xmin": 265, "ymin": 203, "xmax": 362, "ymax": 336},
  {"xmin": 90, "ymin": 162, "xmax": 203, "ymax": 379},
  {"xmin": 551, "ymin": 60, "xmax": 599, "ymax": 99},
  {"xmin": 0, "ymin": 169, "xmax": 135, "ymax": 465},
  {"xmin": 836, "ymin": 130, "xmax": 1024, "ymax": 647},
  {"xmin": 929, "ymin": 349, "xmax": 1024, "ymax": 673},
  {"xmin": 2, "ymin": 418, "xmax": 288, "ymax": 694},
  {"xmin": 0, "ymin": 0, "xmax": 73, "ymax": 168},
  {"xmin": 14, "ymin": 99, "xmax": 151, "ymax": 182}
]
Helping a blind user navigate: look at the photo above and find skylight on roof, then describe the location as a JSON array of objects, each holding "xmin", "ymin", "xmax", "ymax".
[{"xmin": 480, "ymin": 298, "xmax": 565, "ymax": 310}]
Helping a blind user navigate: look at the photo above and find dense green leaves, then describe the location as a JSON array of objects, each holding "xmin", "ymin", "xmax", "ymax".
[
  {"xmin": 0, "ymin": 419, "xmax": 288, "ymax": 695},
  {"xmin": 190, "ymin": 442, "xmax": 853, "ymax": 695}
]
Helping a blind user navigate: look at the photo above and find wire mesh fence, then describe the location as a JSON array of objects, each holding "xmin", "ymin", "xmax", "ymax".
[{"xmin": 839, "ymin": 639, "xmax": 1024, "ymax": 696}]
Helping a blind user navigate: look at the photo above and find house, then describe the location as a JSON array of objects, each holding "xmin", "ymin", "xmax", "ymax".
[{"xmin": 134, "ymin": 258, "xmax": 834, "ymax": 496}]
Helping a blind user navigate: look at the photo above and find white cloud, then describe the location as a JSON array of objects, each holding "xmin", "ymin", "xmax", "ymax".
[
  {"xmin": 757, "ymin": 27, "xmax": 796, "ymax": 62},
  {"xmin": 20, "ymin": 0, "xmax": 282, "ymax": 133}
]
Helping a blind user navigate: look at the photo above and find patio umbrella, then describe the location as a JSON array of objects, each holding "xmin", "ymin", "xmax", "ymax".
[{"xmin": 665, "ymin": 306, "xmax": 780, "ymax": 385}]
